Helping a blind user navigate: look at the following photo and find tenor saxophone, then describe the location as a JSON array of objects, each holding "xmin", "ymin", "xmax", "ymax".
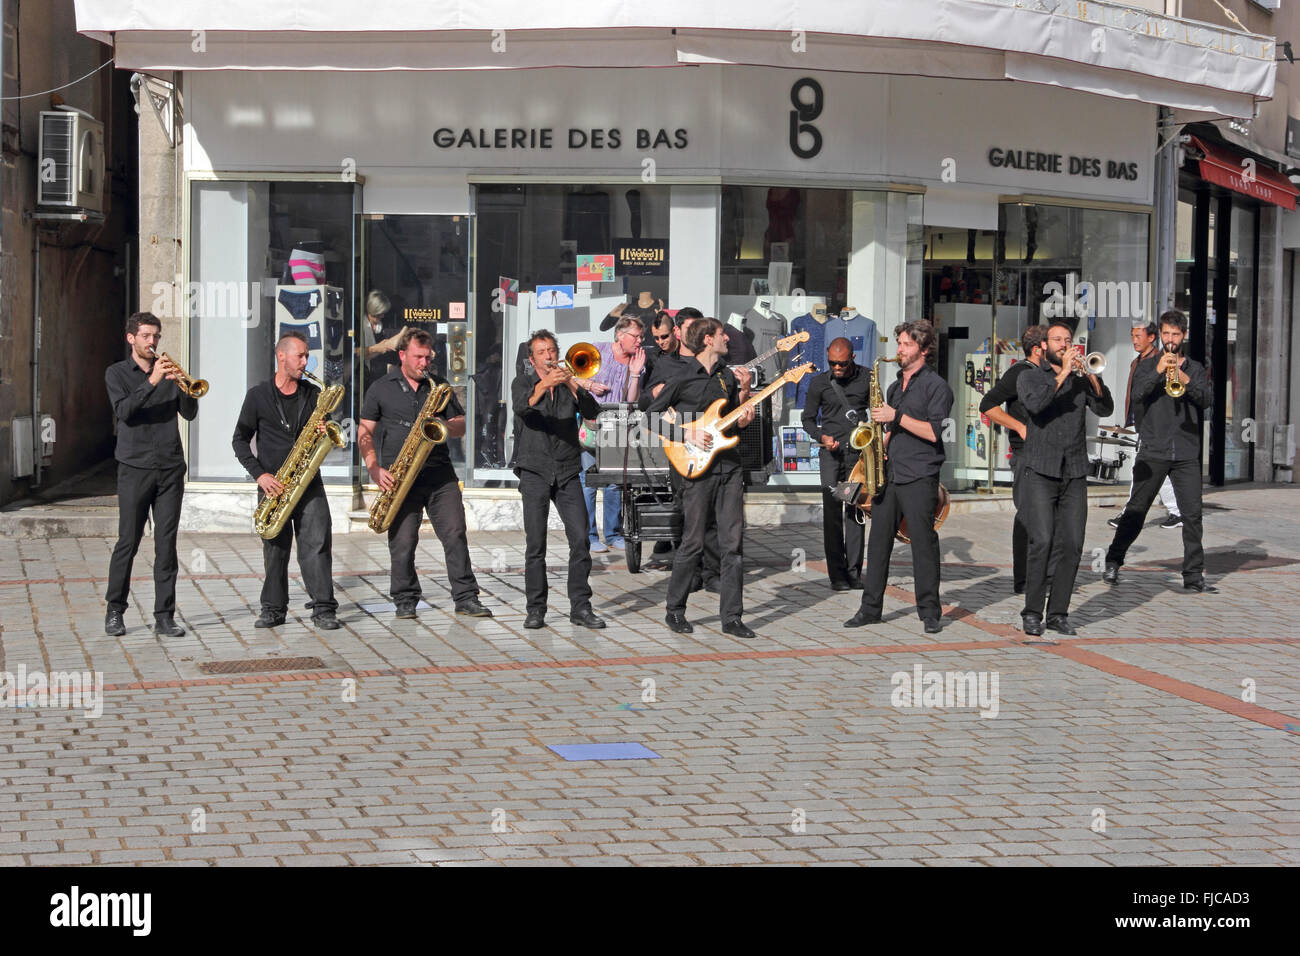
[
  {"xmin": 253, "ymin": 371, "xmax": 347, "ymax": 539},
  {"xmin": 367, "ymin": 377, "xmax": 454, "ymax": 533}
]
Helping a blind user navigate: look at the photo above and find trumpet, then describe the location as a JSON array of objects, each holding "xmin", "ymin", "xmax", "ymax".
[
  {"xmin": 1163, "ymin": 345, "xmax": 1186, "ymax": 398},
  {"xmin": 148, "ymin": 347, "xmax": 209, "ymax": 398},
  {"xmin": 546, "ymin": 342, "xmax": 601, "ymax": 380},
  {"xmin": 1072, "ymin": 351, "xmax": 1106, "ymax": 378}
]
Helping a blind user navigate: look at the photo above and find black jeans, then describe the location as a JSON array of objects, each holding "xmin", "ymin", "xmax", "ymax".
[
  {"xmin": 518, "ymin": 469, "xmax": 593, "ymax": 615},
  {"xmin": 819, "ymin": 447, "xmax": 865, "ymax": 583},
  {"xmin": 106, "ymin": 461, "xmax": 185, "ymax": 617},
  {"xmin": 669, "ymin": 468, "xmax": 720, "ymax": 585},
  {"xmin": 667, "ymin": 469, "xmax": 745, "ymax": 621},
  {"xmin": 387, "ymin": 473, "xmax": 479, "ymax": 605},
  {"xmin": 1106, "ymin": 457, "xmax": 1204, "ymax": 583},
  {"xmin": 859, "ymin": 475, "xmax": 941, "ymax": 623},
  {"xmin": 1019, "ymin": 470, "xmax": 1087, "ymax": 619},
  {"xmin": 1010, "ymin": 451, "xmax": 1059, "ymax": 594},
  {"xmin": 261, "ymin": 481, "xmax": 336, "ymax": 616}
]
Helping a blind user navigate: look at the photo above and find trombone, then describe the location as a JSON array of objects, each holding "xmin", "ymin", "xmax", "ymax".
[
  {"xmin": 547, "ymin": 342, "xmax": 601, "ymax": 380},
  {"xmin": 148, "ymin": 347, "xmax": 209, "ymax": 398}
]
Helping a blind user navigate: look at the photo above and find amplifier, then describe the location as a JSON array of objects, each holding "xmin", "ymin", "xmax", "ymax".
[
  {"xmin": 593, "ymin": 404, "xmax": 671, "ymax": 477},
  {"xmin": 738, "ymin": 397, "xmax": 775, "ymax": 473}
]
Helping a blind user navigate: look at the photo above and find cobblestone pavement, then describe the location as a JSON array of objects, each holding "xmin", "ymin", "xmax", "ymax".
[{"xmin": 1, "ymin": 484, "xmax": 1297, "ymax": 866}]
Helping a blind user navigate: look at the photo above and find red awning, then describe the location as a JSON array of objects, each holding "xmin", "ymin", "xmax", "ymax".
[{"xmin": 1191, "ymin": 136, "xmax": 1298, "ymax": 211}]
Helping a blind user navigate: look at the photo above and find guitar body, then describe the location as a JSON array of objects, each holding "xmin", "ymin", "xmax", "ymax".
[{"xmin": 661, "ymin": 398, "xmax": 740, "ymax": 479}]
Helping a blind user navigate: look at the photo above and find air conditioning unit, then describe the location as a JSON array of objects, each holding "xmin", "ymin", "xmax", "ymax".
[{"xmin": 38, "ymin": 109, "xmax": 105, "ymax": 212}]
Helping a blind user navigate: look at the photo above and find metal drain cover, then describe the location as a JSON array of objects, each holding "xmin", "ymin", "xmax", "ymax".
[{"xmin": 198, "ymin": 656, "xmax": 327, "ymax": 675}]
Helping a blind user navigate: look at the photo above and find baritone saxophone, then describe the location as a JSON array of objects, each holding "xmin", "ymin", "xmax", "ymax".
[{"xmin": 253, "ymin": 370, "xmax": 347, "ymax": 539}]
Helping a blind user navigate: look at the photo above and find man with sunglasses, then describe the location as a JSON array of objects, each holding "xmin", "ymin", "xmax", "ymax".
[{"xmin": 801, "ymin": 338, "xmax": 871, "ymax": 590}]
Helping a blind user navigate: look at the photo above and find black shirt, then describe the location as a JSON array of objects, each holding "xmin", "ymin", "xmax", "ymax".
[
  {"xmin": 977, "ymin": 360, "xmax": 1034, "ymax": 453},
  {"xmin": 105, "ymin": 357, "xmax": 199, "ymax": 469},
  {"xmin": 1131, "ymin": 353, "xmax": 1211, "ymax": 462},
  {"xmin": 883, "ymin": 361, "xmax": 953, "ymax": 483},
  {"xmin": 360, "ymin": 368, "xmax": 464, "ymax": 478},
  {"xmin": 511, "ymin": 368, "xmax": 602, "ymax": 484},
  {"xmin": 638, "ymin": 350, "xmax": 691, "ymax": 411},
  {"xmin": 801, "ymin": 364, "xmax": 872, "ymax": 445},
  {"xmin": 1016, "ymin": 358, "xmax": 1115, "ymax": 479},
  {"xmin": 231, "ymin": 377, "xmax": 322, "ymax": 485},
  {"xmin": 644, "ymin": 357, "xmax": 745, "ymax": 475}
]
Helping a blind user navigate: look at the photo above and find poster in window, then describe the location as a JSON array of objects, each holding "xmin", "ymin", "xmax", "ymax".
[{"xmin": 615, "ymin": 238, "xmax": 668, "ymax": 276}]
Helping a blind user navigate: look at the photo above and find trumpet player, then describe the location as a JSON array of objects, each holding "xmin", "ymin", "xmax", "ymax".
[
  {"xmin": 845, "ymin": 320, "xmax": 952, "ymax": 634},
  {"xmin": 231, "ymin": 331, "xmax": 339, "ymax": 630},
  {"xmin": 358, "ymin": 329, "xmax": 491, "ymax": 620},
  {"xmin": 512, "ymin": 330, "xmax": 606, "ymax": 631},
  {"xmin": 103, "ymin": 312, "xmax": 197, "ymax": 638},
  {"xmin": 1014, "ymin": 322, "xmax": 1114, "ymax": 639},
  {"xmin": 1103, "ymin": 309, "xmax": 1213, "ymax": 592},
  {"xmin": 802, "ymin": 338, "xmax": 871, "ymax": 591}
]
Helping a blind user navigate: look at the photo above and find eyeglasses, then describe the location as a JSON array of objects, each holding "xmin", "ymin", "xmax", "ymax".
[
  {"xmin": 653, "ymin": 332, "xmax": 674, "ymax": 341},
  {"xmin": 827, "ymin": 359, "xmax": 852, "ymax": 367}
]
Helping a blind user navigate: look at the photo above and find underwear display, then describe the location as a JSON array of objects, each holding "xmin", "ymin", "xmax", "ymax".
[{"xmin": 278, "ymin": 288, "xmax": 321, "ymax": 321}]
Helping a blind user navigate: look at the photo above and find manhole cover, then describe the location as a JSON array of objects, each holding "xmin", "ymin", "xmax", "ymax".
[{"xmin": 198, "ymin": 656, "xmax": 327, "ymax": 675}]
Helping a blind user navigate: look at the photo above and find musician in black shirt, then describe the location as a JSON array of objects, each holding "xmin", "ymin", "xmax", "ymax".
[
  {"xmin": 1104, "ymin": 309, "xmax": 1213, "ymax": 592},
  {"xmin": 359, "ymin": 329, "xmax": 490, "ymax": 621},
  {"xmin": 645, "ymin": 317, "xmax": 756, "ymax": 639},
  {"xmin": 1015, "ymin": 322, "xmax": 1114, "ymax": 639},
  {"xmin": 103, "ymin": 312, "xmax": 198, "ymax": 638},
  {"xmin": 231, "ymin": 331, "xmax": 339, "ymax": 630},
  {"xmin": 512, "ymin": 330, "xmax": 606, "ymax": 630},
  {"xmin": 801, "ymin": 337, "xmax": 871, "ymax": 590},
  {"xmin": 845, "ymin": 321, "xmax": 953, "ymax": 634},
  {"xmin": 977, "ymin": 324, "xmax": 1047, "ymax": 595}
]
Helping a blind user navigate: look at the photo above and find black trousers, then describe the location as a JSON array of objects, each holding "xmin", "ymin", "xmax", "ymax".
[
  {"xmin": 819, "ymin": 447, "xmax": 865, "ymax": 584},
  {"xmin": 261, "ymin": 481, "xmax": 336, "ymax": 616},
  {"xmin": 1020, "ymin": 470, "xmax": 1087, "ymax": 619},
  {"xmin": 1011, "ymin": 452, "xmax": 1028, "ymax": 591},
  {"xmin": 387, "ymin": 473, "xmax": 479, "ymax": 605},
  {"xmin": 106, "ymin": 461, "xmax": 185, "ymax": 617},
  {"xmin": 1106, "ymin": 457, "xmax": 1204, "ymax": 583},
  {"xmin": 667, "ymin": 468, "xmax": 745, "ymax": 620},
  {"xmin": 669, "ymin": 468, "xmax": 720, "ymax": 585},
  {"xmin": 518, "ymin": 469, "xmax": 593, "ymax": 615},
  {"xmin": 858, "ymin": 475, "xmax": 941, "ymax": 622}
]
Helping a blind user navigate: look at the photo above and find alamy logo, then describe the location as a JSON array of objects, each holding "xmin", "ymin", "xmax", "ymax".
[
  {"xmin": 1042, "ymin": 275, "xmax": 1148, "ymax": 321},
  {"xmin": 890, "ymin": 664, "xmax": 1000, "ymax": 718},
  {"xmin": 49, "ymin": 886, "xmax": 151, "ymax": 936},
  {"xmin": 0, "ymin": 665, "xmax": 103, "ymax": 718}
]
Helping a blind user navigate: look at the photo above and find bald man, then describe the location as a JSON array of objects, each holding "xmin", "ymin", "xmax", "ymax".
[{"xmin": 800, "ymin": 338, "xmax": 872, "ymax": 589}]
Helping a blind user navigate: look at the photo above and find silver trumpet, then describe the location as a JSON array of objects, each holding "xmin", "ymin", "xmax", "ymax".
[{"xmin": 1072, "ymin": 351, "xmax": 1106, "ymax": 377}]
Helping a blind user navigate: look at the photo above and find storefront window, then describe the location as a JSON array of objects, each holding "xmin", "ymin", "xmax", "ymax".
[
  {"xmin": 930, "ymin": 202, "xmax": 1149, "ymax": 492},
  {"xmin": 188, "ymin": 180, "xmax": 358, "ymax": 482},
  {"xmin": 1225, "ymin": 204, "xmax": 1256, "ymax": 482}
]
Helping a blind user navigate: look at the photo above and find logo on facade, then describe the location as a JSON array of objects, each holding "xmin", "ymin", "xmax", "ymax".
[{"xmin": 789, "ymin": 77, "xmax": 823, "ymax": 159}]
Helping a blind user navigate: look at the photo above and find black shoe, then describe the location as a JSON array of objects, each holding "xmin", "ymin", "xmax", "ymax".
[
  {"xmin": 703, "ymin": 579, "xmax": 720, "ymax": 594},
  {"xmin": 1183, "ymin": 579, "xmax": 1217, "ymax": 593},
  {"xmin": 154, "ymin": 614, "xmax": 185, "ymax": 637},
  {"xmin": 1102, "ymin": 562, "xmax": 1120, "ymax": 585},
  {"xmin": 455, "ymin": 598, "xmax": 494, "ymax": 618},
  {"xmin": 722, "ymin": 619, "xmax": 757, "ymax": 639},
  {"xmin": 830, "ymin": 579, "xmax": 853, "ymax": 592},
  {"xmin": 311, "ymin": 611, "xmax": 340, "ymax": 630},
  {"xmin": 1045, "ymin": 614, "xmax": 1077, "ymax": 636},
  {"xmin": 394, "ymin": 602, "xmax": 417, "ymax": 620},
  {"xmin": 1107, "ymin": 512, "xmax": 1123, "ymax": 530},
  {"xmin": 255, "ymin": 610, "xmax": 286, "ymax": 629},
  {"xmin": 570, "ymin": 607, "xmax": 606, "ymax": 629},
  {"xmin": 1161, "ymin": 514, "xmax": 1183, "ymax": 529},
  {"xmin": 1021, "ymin": 612, "xmax": 1044, "ymax": 637},
  {"xmin": 844, "ymin": 611, "xmax": 881, "ymax": 628},
  {"xmin": 523, "ymin": 610, "xmax": 546, "ymax": 629},
  {"xmin": 104, "ymin": 609, "xmax": 125, "ymax": 637},
  {"xmin": 846, "ymin": 572, "xmax": 865, "ymax": 591},
  {"xmin": 652, "ymin": 540, "xmax": 674, "ymax": 555},
  {"xmin": 665, "ymin": 611, "xmax": 694, "ymax": 634},
  {"xmin": 1013, "ymin": 583, "xmax": 1025, "ymax": 595},
  {"xmin": 923, "ymin": 618, "xmax": 943, "ymax": 634}
]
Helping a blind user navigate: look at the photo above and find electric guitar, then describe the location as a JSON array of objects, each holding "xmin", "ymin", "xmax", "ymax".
[
  {"xmin": 728, "ymin": 329, "xmax": 811, "ymax": 378},
  {"xmin": 663, "ymin": 362, "xmax": 816, "ymax": 479}
]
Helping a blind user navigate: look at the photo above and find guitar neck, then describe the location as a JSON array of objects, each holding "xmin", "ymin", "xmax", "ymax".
[{"xmin": 716, "ymin": 372, "xmax": 795, "ymax": 431}]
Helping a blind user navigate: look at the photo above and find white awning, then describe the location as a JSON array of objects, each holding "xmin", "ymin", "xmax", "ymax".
[{"xmin": 74, "ymin": 0, "xmax": 1276, "ymax": 118}]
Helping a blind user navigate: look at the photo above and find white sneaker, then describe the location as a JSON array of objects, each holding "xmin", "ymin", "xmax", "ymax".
[{"xmin": 589, "ymin": 539, "xmax": 609, "ymax": 553}]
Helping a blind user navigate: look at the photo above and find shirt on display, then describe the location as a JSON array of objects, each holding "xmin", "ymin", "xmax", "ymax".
[
  {"xmin": 838, "ymin": 313, "xmax": 877, "ymax": 369},
  {"xmin": 743, "ymin": 307, "xmax": 788, "ymax": 381},
  {"xmin": 786, "ymin": 312, "xmax": 828, "ymax": 408}
]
